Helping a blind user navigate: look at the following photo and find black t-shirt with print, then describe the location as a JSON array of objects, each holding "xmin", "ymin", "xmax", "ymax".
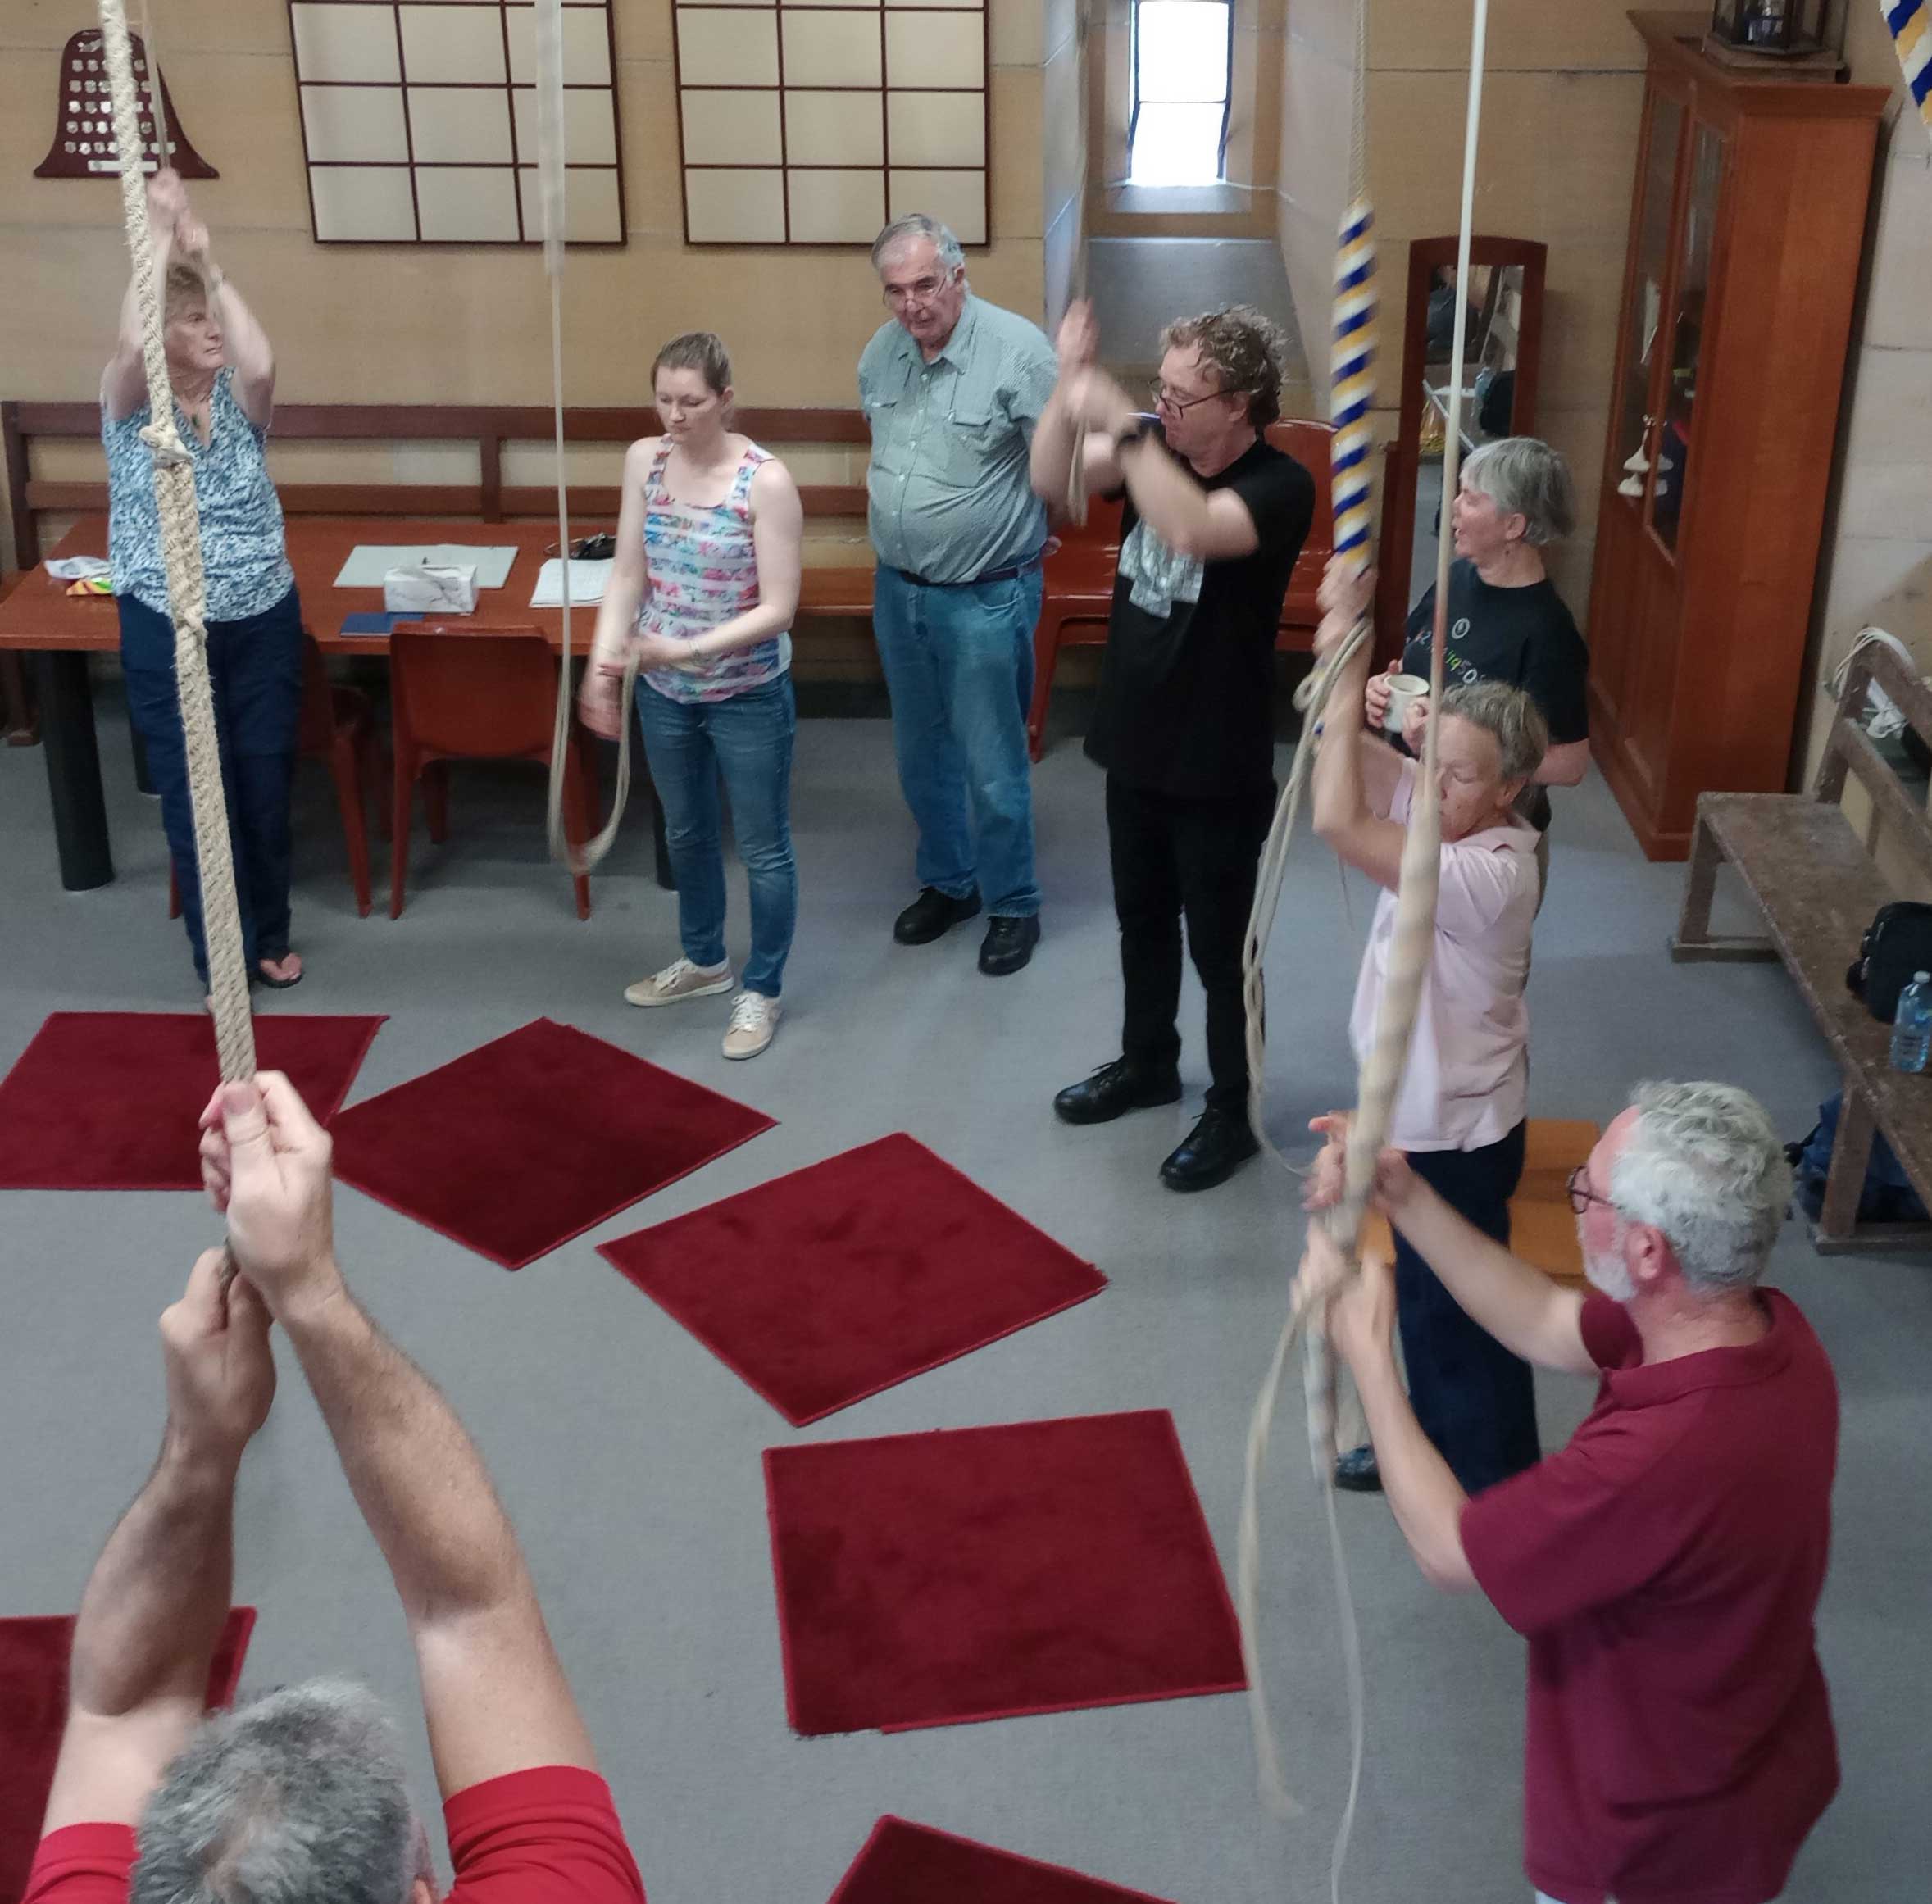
[
  {"xmin": 1085, "ymin": 434, "xmax": 1314, "ymax": 798},
  {"xmin": 1402, "ymin": 557, "xmax": 1589, "ymax": 829}
]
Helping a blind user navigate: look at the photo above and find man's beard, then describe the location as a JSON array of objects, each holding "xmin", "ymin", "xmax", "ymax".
[{"xmin": 1583, "ymin": 1237, "xmax": 1635, "ymax": 1303}]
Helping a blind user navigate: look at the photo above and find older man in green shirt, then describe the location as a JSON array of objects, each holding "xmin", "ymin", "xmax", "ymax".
[{"xmin": 859, "ymin": 214, "xmax": 1057, "ymax": 976}]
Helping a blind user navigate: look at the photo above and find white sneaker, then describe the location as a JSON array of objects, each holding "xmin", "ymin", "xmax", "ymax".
[
  {"xmin": 721, "ymin": 990, "xmax": 780, "ymax": 1060},
  {"xmin": 624, "ymin": 957, "xmax": 734, "ymax": 1008}
]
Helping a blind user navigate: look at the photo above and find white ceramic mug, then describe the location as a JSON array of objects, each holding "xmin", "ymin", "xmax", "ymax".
[{"xmin": 1382, "ymin": 673, "xmax": 1429, "ymax": 736}]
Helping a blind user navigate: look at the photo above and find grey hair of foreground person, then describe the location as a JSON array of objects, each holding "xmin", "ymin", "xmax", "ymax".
[
  {"xmin": 1461, "ymin": 434, "xmax": 1576, "ymax": 546},
  {"xmin": 130, "ymin": 1679, "xmax": 432, "ymax": 1904},
  {"xmin": 1439, "ymin": 678, "xmax": 1548, "ymax": 785},
  {"xmin": 1609, "ymin": 1081, "xmax": 1793, "ymax": 1296},
  {"xmin": 870, "ymin": 212, "xmax": 965, "ymax": 275}
]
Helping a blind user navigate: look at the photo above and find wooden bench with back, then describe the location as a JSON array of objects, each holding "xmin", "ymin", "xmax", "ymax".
[{"xmin": 1672, "ymin": 635, "xmax": 1932, "ymax": 1253}]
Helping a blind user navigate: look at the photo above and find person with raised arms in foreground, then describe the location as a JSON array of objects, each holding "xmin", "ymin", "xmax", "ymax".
[
  {"xmin": 1308, "ymin": 1080, "xmax": 1839, "ymax": 1904},
  {"xmin": 25, "ymin": 1073, "xmax": 647, "ymax": 1904}
]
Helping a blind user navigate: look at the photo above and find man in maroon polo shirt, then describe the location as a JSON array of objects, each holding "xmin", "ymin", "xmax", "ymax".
[{"xmin": 1311, "ymin": 1079, "xmax": 1838, "ymax": 1904}]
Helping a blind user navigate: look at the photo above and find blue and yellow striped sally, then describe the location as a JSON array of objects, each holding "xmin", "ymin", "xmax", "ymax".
[
  {"xmin": 1330, "ymin": 196, "xmax": 1377, "ymax": 582},
  {"xmin": 1885, "ymin": 0, "xmax": 1932, "ymax": 134}
]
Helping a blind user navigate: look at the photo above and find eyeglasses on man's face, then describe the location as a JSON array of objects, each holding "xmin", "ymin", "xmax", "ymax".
[
  {"xmin": 883, "ymin": 270, "xmax": 958, "ymax": 309},
  {"xmin": 1566, "ymin": 1165, "xmax": 1617, "ymax": 1218},
  {"xmin": 1148, "ymin": 377, "xmax": 1228, "ymax": 416}
]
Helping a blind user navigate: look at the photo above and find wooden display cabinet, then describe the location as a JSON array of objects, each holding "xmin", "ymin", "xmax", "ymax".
[{"xmin": 1585, "ymin": 13, "xmax": 1886, "ymax": 859}]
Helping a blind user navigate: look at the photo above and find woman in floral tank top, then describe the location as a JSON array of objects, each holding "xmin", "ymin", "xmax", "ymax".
[
  {"xmin": 580, "ymin": 334, "xmax": 804, "ymax": 1061},
  {"xmin": 103, "ymin": 173, "xmax": 306, "ymax": 998}
]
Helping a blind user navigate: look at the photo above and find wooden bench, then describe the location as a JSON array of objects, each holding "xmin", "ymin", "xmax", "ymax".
[{"xmin": 1671, "ymin": 637, "xmax": 1932, "ymax": 1254}]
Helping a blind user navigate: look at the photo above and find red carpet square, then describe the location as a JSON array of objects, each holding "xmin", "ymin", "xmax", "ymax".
[
  {"xmin": 766, "ymin": 1409, "xmax": 1245, "ymax": 1736},
  {"xmin": 0, "ymin": 1607, "xmax": 255, "ymax": 1902},
  {"xmin": 329, "ymin": 1017, "xmax": 775, "ymax": 1269},
  {"xmin": 828, "ymin": 1817, "xmax": 1182, "ymax": 1904},
  {"xmin": 599, "ymin": 1134, "xmax": 1105, "ymax": 1424},
  {"xmin": 0, "ymin": 1014, "xmax": 384, "ymax": 1191}
]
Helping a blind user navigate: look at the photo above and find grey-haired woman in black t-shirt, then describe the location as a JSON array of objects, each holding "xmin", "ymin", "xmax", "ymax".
[{"xmin": 1370, "ymin": 437, "xmax": 1589, "ymax": 840}]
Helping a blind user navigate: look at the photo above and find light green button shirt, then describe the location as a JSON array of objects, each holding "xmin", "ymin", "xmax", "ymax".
[{"xmin": 857, "ymin": 295, "xmax": 1058, "ymax": 584}]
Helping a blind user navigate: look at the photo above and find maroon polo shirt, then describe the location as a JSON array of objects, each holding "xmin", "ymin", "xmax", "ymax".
[{"xmin": 1462, "ymin": 1290, "xmax": 1839, "ymax": 1904}]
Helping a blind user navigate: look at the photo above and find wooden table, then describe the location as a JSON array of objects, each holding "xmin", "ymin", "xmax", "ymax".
[{"xmin": 0, "ymin": 517, "xmax": 674, "ymax": 890}]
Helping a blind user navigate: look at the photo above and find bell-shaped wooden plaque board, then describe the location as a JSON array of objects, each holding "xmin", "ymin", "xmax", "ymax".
[{"xmin": 35, "ymin": 30, "xmax": 216, "ymax": 179}]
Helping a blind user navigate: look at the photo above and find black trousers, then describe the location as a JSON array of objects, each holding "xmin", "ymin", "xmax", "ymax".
[
  {"xmin": 1394, "ymin": 1120, "xmax": 1542, "ymax": 1494},
  {"xmin": 1107, "ymin": 773, "xmax": 1272, "ymax": 1114}
]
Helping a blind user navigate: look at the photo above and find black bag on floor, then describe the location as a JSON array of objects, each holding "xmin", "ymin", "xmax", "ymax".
[{"xmin": 1845, "ymin": 900, "xmax": 1932, "ymax": 1023}]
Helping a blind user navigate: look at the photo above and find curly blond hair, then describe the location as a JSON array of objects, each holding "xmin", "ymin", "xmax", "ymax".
[{"xmin": 1157, "ymin": 304, "xmax": 1289, "ymax": 427}]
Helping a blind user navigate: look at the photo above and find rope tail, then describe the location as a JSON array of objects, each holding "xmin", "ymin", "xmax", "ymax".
[
  {"xmin": 98, "ymin": 0, "xmax": 255, "ymax": 1083},
  {"xmin": 1235, "ymin": 1, "xmax": 1493, "ymax": 1893},
  {"xmin": 538, "ymin": 0, "xmax": 637, "ymax": 876}
]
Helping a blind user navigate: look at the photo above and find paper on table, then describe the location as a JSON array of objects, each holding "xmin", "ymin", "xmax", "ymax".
[
  {"xmin": 530, "ymin": 558, "xmax": 614, "ymax": 607},
  {"xmin": 334, "ymin": 545, "xmax": 520, "ymax": 589}
]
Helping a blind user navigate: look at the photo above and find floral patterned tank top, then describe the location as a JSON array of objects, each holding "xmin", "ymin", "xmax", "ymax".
[{"xmin": 639, "ymin": 439, "xmax": 790, "ymax": 705}]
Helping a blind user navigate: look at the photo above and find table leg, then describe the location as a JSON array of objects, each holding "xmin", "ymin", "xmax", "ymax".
[
  {"xmin": 35, "ymin": 650, "xmax": 114, "ymax": 891},
  {"xmin": 1816, "ymin": 1079, "xmax": 1875, "ymax": 1247},
  {"xmin": 652, "ymin": 788, "xmax": 674, "ymax": 891}
]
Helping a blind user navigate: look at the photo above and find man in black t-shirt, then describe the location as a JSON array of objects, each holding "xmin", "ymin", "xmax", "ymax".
[{"xmin": 1030, "ymin": 302, "xmax": 1313, "ymax": 1192}]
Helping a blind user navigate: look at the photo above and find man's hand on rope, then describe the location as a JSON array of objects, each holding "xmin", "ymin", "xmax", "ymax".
[
  {"xmin": 159, "ymin": 1246, "xmax": 277, "ymax": 1465},
  {"xmin": 198, "ymin": 1072, "xmax": 341, "ymax": 1319},
  {"xmin": 1061, "ymin": 366, "xmax": 1138, "ymax": 437},
  {"xmin": 1055, "ymin": 298, "xmax": 1099, "ymax": 379},
  {"xmin": 1313, "ymin": 556, "xmax": 1376, "ymax": 669},
  {"xmin": 1326, "ymin": 1244, "xmax": 1398, "ymax": 1378},
  {"xmin": 1304, "ymin": 1125, "xmax": 1423, "ymax": 1224}
]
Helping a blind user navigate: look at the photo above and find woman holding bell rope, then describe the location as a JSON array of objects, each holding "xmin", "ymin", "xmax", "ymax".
[{"xmin": 103, "ymin": 170, "xmax": 305, "ymax": 997}]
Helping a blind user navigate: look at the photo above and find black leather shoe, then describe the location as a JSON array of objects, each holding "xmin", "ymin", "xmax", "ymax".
[
  {"xmin": 893, "ymin": 886, "xmax": 982, "ymax": 945},
  {"xmin": 978, "ymin": 914, "xmax": 1040, "ymax": 975},
  {"xmin": 1054, "ymin": 1057, "xmax": 1184, "ymax": 1125},
  {"xmin": 1333, "ymin": 1445, "xmax": 1383, "ymax": 1493},
  {"xmin": 1159, "ymin": 1106, "xmax": 1261, "ymax": 1193}
]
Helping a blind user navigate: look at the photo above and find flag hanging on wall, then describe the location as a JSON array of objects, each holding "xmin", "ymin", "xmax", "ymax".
[{"xmin": 1884, "ymin": 0, "xmax": 1932, "ymax": 134}]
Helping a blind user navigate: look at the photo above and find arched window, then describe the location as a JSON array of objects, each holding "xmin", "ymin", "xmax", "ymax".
[{"xmin": 1128, "ymin": 0, "xmax": 1232, "ymax": 185}]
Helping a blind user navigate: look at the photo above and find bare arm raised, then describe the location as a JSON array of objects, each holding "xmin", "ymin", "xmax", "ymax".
[
  {"xmin": 200, "ymin": 1074, "xmax": 598, "ymax": 1796},
  {"xmin": 42, "ymin": 1252, "xmax": 275, "ymax": 1834}
]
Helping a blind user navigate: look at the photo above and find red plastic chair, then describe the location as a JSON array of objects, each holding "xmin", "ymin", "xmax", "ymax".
[
  {"xmin": 168, "ymin": 635, "xmax": 385, "ymax": 919},
  {"xmin": 1025, "ymin": 419, "xmax": 1338, "ymax": 761},
  {"xmin": 387, "ymin": 622, "xmax": 594, "ymax": 921}
]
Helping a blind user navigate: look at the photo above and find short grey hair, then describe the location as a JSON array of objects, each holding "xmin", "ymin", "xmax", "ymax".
[
  {"xmin": 871, "ymin": 213, "xmax": 965, "ymax": 275},
  {"xmin": 132, "ymin": 1680, "xmax": 426, "ymax": 1904},
  {"xmin": 1462, "ymin": 436, "xmax": 1575, "ymax": 546},
  {"xmin": 1609, "ymin": 1082, "xmax": 1793, "ymax": 1296},
  {"xmin": 1440, "ymin": 679, "xmax": 1548, "ymax": 784}
]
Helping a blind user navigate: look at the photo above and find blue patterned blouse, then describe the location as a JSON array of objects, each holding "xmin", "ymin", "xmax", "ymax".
[{"xmin": 104, "ymin": 368, "xmax": 293, "ymax": 622}]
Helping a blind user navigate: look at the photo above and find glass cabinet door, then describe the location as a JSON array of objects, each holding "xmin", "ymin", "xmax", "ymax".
[
  {"xmin": 1612, "ymin": 89, "xmax": 1683, "ymax": 520},
  {"xmin": 1651, "ymin": 118, "xmax": 1725, "ymax": 555}
]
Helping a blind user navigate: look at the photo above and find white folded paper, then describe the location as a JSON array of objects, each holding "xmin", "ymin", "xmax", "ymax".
[
  {"xmin": 46, "ymin": 556, "xmax": 112, "ymax": 581},
  {"xmin": 529, "ymin": 558, "xmax": 614, "ymax": 607},
  {"xmin": 383, "ymin": 562, "xmax": 479, "ymax": 616}
]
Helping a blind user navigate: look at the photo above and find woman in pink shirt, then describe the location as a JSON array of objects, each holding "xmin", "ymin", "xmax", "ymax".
[{"xmin": 1311, "ymin": 563, "xmax": 1548, "ymax": 1495}]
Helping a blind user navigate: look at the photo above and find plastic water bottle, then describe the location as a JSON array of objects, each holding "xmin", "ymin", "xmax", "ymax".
[{"xmin": 1891, "ymin": 972, "xmax": 1932, "ymax": 1074}]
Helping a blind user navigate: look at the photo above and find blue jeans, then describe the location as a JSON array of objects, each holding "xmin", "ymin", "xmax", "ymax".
[
  {"xmin": 118, "ymin": 585, "xmax": 304, "ymax": 985},
  {"xmin": 634, "ymin": 675, "xmax": 797, "ymax": 997},
  {"xmin": 871, "ymin": 564, "xmax": 1041, "ymax": 918},
  {"xmin": 1396, "ymin": 1120, "xmax": 1542, "ymax": 1494}
]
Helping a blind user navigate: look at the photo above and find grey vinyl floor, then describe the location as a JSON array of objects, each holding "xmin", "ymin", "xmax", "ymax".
[{"xmin": 2, "ymin": 689, "xmax": 1928, "ymax": 1904}]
